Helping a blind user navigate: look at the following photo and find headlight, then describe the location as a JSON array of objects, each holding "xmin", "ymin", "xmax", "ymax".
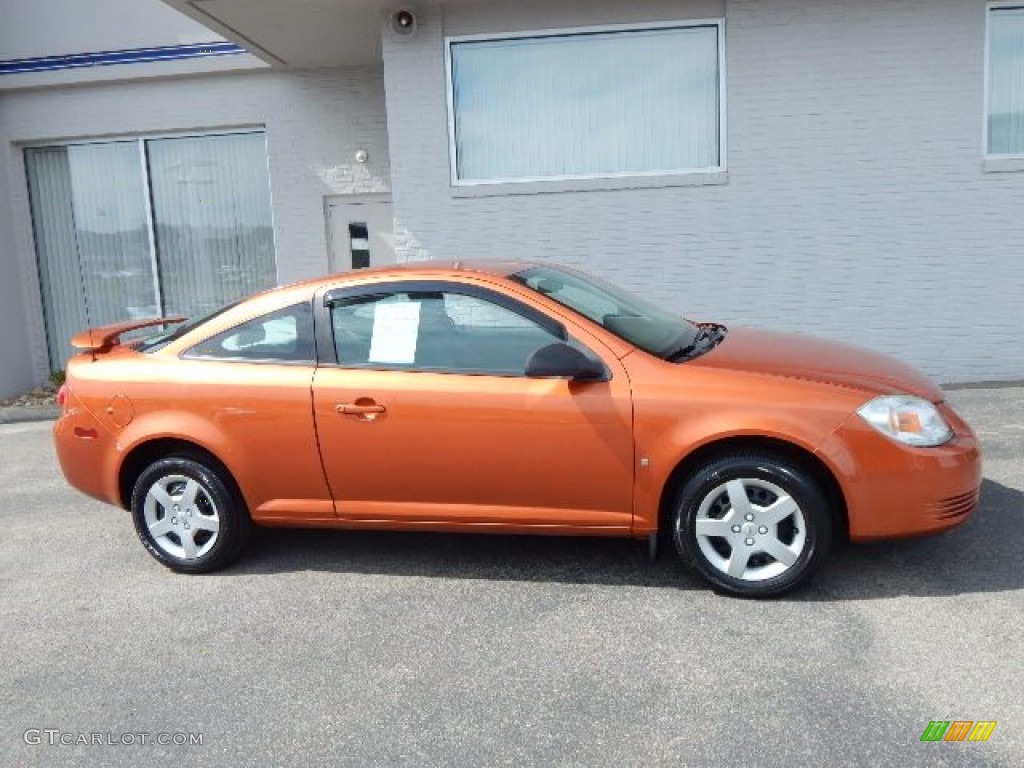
[{"xmin": 856, "ymin": 395, "xmax": 952, "ymax": 447}]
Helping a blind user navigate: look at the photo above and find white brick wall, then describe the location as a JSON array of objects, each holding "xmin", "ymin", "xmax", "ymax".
[
  {"xmin": 0, "ymin": 67, "xmax": 390, "ymax": 392},
  {"xmin": 382, "ymin": 0, "xmax": 1024, "ymax": 384}
]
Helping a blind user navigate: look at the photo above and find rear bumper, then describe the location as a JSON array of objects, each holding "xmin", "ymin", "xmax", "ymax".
[
  {"xmin": 816, "ymin": 402, "xmax": 982, "ymax": 541},
  {"xmin": 53, "ymin": 398, "xmax": 121, "ymax": 507}
]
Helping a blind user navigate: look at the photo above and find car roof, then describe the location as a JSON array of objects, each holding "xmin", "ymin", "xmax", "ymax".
[{"xmin": 267, "ymin": 260, "xmax": 540, "ymax": 301}]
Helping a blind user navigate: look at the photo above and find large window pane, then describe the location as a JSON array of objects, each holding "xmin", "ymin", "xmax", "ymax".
[
  {"xmin": 26, "ymin": 132, "xmax": 276, "ymax": 370},
  {"xmin": 449, "ymin": 24, "xmax": 721, "ymax": 182},
  {"xmin": 147, "ymin": 133, "xmax": 276, "ymax": 319},
  {"xmin": 25, "ymin": 142, "xmax": 156, "ymax": 369},
  {"xmin": 989, "ymin": 7, "xmax": 1024, "ymax": 155}
]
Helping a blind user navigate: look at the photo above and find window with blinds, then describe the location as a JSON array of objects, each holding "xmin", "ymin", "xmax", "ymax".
[
  {"xmin": 988, "ymin": 5, "xmax": 1024, "ymax": 156},
  {"xmin": 24, "ymin": 132, "xmax": 275, "ymax": 369},
  {"xmin": 446, "ymin": 22, "xmax": 724, "ymax": 184}
]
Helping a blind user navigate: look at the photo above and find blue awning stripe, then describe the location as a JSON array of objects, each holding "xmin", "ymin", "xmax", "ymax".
[{"xmin": 0, "ymin": 42, "xmax": 247, "ymax": 75}]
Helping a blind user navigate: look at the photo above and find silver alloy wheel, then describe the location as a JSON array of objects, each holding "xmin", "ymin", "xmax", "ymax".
[
  {"xmin": 691, "ymin": 477, "xmax": 807, "ymax": 582},
  {"xmin": 143, "ymin": 473, "xmax": 221, "ymax": 561}
]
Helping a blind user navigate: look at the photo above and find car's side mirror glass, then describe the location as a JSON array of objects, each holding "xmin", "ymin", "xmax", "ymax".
[{"xmin": 525, "ymin": 343, "xmax": 607, "ymax": 381}]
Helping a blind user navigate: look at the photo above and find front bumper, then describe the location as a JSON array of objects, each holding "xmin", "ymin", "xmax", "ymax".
[{"xmin": 816, "ymin": 402, "xmax": 982, "ymax": 541}]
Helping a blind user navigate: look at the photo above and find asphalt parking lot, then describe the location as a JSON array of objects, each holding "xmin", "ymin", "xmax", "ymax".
[{"xmin": 1, "ymin": 387, "xmax": 1022, "ymax": 767}]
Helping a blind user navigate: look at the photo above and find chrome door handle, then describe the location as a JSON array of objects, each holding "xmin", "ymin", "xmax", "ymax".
[{"xmin": 336, "ymin": 403, "xmax": 386, "ymax": 415}]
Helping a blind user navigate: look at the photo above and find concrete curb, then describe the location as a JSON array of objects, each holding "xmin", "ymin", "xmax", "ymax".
[
  {"xmin": 0, "ymin": 406, "xmax": 61, "ymax": 425},
  {"xmin": 942, "ymin": 379, "xmax": 1024, "ymax": 390}
]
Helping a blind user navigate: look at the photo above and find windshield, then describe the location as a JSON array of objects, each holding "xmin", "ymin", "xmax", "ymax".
[
  {"xmin": 134, "ymin": 300, "xmax": 243, "ymax": 353},
  {"xmin": 510, "ymin": 266, "xmax": 698, "ymax": 358}
]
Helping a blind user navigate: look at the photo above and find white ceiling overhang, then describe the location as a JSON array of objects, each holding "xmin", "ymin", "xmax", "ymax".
[{"xmin": 161, "ymin": 0, "xmax": 395, "ymax": 68}]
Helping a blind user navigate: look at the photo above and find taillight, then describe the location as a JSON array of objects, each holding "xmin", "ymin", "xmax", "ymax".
[{"xmin": 56, "ymin": 385, "xmax": 68, "ymax": 406}]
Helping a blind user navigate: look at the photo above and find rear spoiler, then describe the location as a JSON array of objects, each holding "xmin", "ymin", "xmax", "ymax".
[{"xmin": 70, "ymin": 317, "xmax": 186, "ymax": 353}]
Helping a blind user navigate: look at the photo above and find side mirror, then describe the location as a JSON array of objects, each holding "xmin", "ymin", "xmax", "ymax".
[{"xmin": 525, "ymin": 343, "xmax": 607, "ymax": 381}]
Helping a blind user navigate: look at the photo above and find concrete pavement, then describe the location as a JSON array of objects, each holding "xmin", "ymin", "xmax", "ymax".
[{"xmin": 1, "ymin": 387, "xmax": 1021, "ymax": 767}]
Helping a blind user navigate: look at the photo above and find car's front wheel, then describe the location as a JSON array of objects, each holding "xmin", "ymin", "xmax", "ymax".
[
  {"xmin": 672, "ymin": 454, "xmax": 833, "ymax": 597},
  {"xmin": 131, "ymin": 457, "xmax": 249, "ymax": 573}
]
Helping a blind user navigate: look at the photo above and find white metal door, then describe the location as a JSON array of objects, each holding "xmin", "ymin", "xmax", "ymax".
[{"xmin": 325, "ymin": 196, "xmax": 395, "ymax": 272}]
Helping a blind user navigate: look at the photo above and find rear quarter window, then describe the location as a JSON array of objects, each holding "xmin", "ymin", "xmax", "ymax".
[{"xmin": 184, "ymin": 302, "xmax": 315, "ymax": 363}]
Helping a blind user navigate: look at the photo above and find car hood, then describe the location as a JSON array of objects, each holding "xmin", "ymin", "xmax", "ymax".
[{"xmin": 687, "ymin": 327, "xmax": 944, "ymax": 401}]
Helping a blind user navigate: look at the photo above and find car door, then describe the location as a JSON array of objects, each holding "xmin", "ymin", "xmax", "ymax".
[
  {"xmin": 173, "ymin": 300, "xmax": 333, "ymax": 520},
  {"xmin": 311, "ymin": 279, "xmax": 634, "ymax": 531}
]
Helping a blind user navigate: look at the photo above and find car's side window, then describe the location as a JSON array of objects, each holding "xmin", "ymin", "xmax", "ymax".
[
  {"xmin": 185, "ymin": 302, "xmax": 315, "ymax": 363},
  {"xmin": 330, "ymin": 290, "xmax": 563, "ymax": 375}
]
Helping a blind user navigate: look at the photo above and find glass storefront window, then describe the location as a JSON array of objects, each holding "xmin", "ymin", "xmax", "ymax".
[{"xmin": 25, "ymin": 132, "xmax": 275, "ymax": 370}]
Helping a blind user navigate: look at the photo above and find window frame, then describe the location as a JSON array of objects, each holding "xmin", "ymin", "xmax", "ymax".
[
  {"xmin": 443, "ymin": 19, "xmax": 727, "ymax": 187},
  {"xmin": 985, "ymin": 1, "xmax": 1024, "ymax": 161},
  {"xmin": 181, "ymin": 300, "xmax": 316, "ymax": 366},
  {"xmin": 316, "ymin": 280, "xmax": 582, "ymax": 377}
]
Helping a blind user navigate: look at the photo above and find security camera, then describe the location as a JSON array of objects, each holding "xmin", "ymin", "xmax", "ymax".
[{"xmin": 391, "ymin": 9, "xmax": 417, "ymax": 36}]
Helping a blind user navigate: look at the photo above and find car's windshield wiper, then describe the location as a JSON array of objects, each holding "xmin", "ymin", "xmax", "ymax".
[{"xmin": 664, "ymin": 324, "xmax": 727, "ymax": 362}]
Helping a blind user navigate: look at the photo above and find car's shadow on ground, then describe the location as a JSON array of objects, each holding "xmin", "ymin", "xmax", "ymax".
[
  {"xmin": 233, "ymin": 478, "xmax": 1023, "ymax": 600},
  {"xmin": 239, "ymin": 524, "xmax": 686, "ymax": 588},
  {"xmin": 797, "ymin": 478, "xmax": 1024, "ymax": 601}
]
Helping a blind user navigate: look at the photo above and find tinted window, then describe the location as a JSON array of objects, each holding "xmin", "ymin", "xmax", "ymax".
[
  {"xmin": 330, "ymin": 290, "xmax": 561, "ymax": 375},
  {"xmin": 136, "ymin": 300, "xmax": 243, "ymax": 353},
  {"xmin": 185, "ymin": 302, "xmax": 314, "ymax": 363}
]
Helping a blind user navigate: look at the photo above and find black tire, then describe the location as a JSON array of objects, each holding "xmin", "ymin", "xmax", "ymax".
[
  {"xmin": 671, "ymin": 453, "xmax": 833, "ymax": 597},
  {"xmin": 130, "ymin": 456, "xmax": 250, "ymax": 574}
]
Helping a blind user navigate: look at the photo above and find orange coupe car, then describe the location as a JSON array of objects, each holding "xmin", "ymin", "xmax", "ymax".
[{"xmin": 54, "ymin": 262, "xmax": 981, "ymax": 596}]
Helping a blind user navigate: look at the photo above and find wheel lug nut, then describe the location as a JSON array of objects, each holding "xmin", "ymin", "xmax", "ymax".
[
  {"xmin": 731, "ymin": 525, "xmax": 741, "ymax": 533},
  {"xmin": 759, "ymin": 526, "xmax": 768, "ymax": 534},
  {"xmin": 745, "ymin": 538, "xmax": 755, "ymax": 546},
  {"xmin": 745, "ymin": 513, "xmax": 754, "ymax": 522}
]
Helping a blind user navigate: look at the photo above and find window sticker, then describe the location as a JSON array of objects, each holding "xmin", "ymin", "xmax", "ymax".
[{"xmin": 368, "ymin": 301, "xmax": 421, "ymax": 364}]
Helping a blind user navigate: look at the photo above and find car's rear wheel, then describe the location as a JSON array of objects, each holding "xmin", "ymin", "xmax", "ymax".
[
  {"xmin": 672, "ymin": 454, "xmax": 833, "ymax": 597},
  {"xmin": 130, "ymin": 457, "xmax": 249, "ymax": 573}
]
